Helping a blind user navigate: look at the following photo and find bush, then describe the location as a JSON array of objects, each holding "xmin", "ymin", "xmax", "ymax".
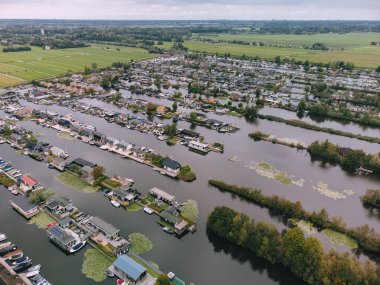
[{"xmin": 178, "ymin": 165, "xmax": 196, "ymax": 182}]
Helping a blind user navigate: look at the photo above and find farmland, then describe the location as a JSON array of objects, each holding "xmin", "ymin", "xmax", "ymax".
[
  {"xmin": 196, "ymin": 32, "xmax": 380, "ymax": 49},
  {"xmin": 0, "ymin": 44, "xmax": 155, "ymax": 87},
  {"xmin": 182, "ymin": 40, "xmax": 380, "ymax": 69}
]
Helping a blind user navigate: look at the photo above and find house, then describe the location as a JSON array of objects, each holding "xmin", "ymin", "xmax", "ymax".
[
  {"xmin": 70, "ymin": 123, "xmax": 82, "ymax": 133},
  {"xmin": 86, "ymin": 216, "xmax": 120, "ymax": 240},
  {"xmin": 10, "ymin": 195, "xmax": 41, "ymax": 219},
  {"xmin": 49, "ymin": 146, "xmax": 66, "ymax": 157},
  {"xmin": 337, "ymin": 147, "xmax": 352, "ymax": 156},
  {"xmin": 130, "ymin": 147, "xmax": 145, "ymax": 159},
  {"xmin": 71, "ymin": 158, "xmax": 96, "ymax": 168},
  {"xmin": 112, "ymin": 187, "xmax": 138, "ymax": 202},
  {"xmin": 46, "ymin": 224, "xmax": 77, "ymax": 252},
  {"xmin": 149, "ymin": 187, "xmax": 176, "ymax": 204},
  {"xmin": 19, "ymin": 175, "xmax": 42, "ymax": 192},
  {"xmin": 188, "ymin": 140, "xmax": 209, "ymax": 154},
  {"xmin": 9, "ymin": 134, "xmax": 24, "ymax": 145},
  {"xmin": 111, "ymin": 255, "xmax": 147, "ymax": 283},
  {"xmin": 162, "ymin": 157, "xmax": 181, "ymax": 175},
  {"xmin": 80, "ymin": 165, "xmax": 94, "ymax": 185},
  {"xmin": 93, "ymin": 132, "xmax": 106, "ymax": 145},
  {"xmin": 0, "ymin": 89, "xmax": 17, "ymax": 101},
  {"xmin": 46, "ymin": 196, "xmax": 74, "ymax": 219},
  {"xmin": 116, "ymin": 140, "xmax": 133, "ymax": 152},
  {"xmin": 50, "ymin": 156, "xmax": 67, "ymax": 171},
  {"xmin": 159, "ymin": 207, "xmax": 188, "ymax": 235},
  {"xmin": 179, "ymin": 129, "xmax": 199, "ymax": 139},
  {"xmin": 57, "ymin": 118, "xmax": 71, "ymax": 129},
  {"xmin": 106, "ymin": 136, "xmax": 119, "ymax": 146}
]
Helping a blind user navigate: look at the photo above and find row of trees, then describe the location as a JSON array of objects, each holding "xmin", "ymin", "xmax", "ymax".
[
  {"xmin": 208, "ymin": 179, "xmax": 380, "ymax": 254},
  {"xmin": 3, "ymin": 46, "xmax": 31, "ymax": 52},
  {"xmin": 361, "ymin": 189, "xmax": 380, "ymax": 210},
  {"xmin": 307, "ymin": 140, "xmax": 380, "ymax": 174},
  {"xmin": 207, "ymin": 206, "xmax": 380, "ymax": 285}
]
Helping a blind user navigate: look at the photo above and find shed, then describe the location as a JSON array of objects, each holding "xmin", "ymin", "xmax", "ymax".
[{"xmin": 112, "ymin": 255, "xmax": 147, "ymax": 282}]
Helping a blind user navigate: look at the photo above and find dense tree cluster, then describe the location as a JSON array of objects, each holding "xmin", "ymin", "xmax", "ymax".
[
  {"xmin": 307, "ymin": 140, "xmax": 380, "ymax": 174},
  {"xmin": 207, "ymin": 206, "xmax": 380, "ymax": 285},
  {"xmin": 208, "ymin": 179, "xmax": 380, "ymax": 254},
  {"xmin": 361, "ymin": 189, "xmax": 380, "ymax": 210},
  {"xmin": 2, "ymin": 46, "xmax": 31, "ymax": 52}
]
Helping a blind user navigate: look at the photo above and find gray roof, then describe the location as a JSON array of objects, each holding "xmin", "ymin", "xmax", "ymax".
[
  {"xmin": 72, "ymin": 158, "xmax": 95, "ymax": 168},
  {"xmin": 162, "ymin": 157, "xmax": 181, "ymax": 170},
  {"xmin": 10, "ymin": 195, "xmax": 38, "ymax": 212},
  {"xmin": 88, "ymin": 216, "xmax": 120, "ymax": 236}
]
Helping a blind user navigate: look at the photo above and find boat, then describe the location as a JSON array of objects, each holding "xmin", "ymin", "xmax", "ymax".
[
  {"xmin": 69, "ymin": 241, "xmax": 86, "ymax": 253},
  {"xmin": 10, "ymin": 256, "xmax": 31, "ymax": 266},
  {"xmin": 116, "ymin": 279, "xmax": 127, "ymax": 285},
  {"xmin": 0, "ymin": 233, "xmax": 6, "ymax": 242},
  {"xmin": 111, "ymin": 200, "xmax": 121, "ymax": 208},
  {"xmin": 30, "ymin": 274, "xmax": 52, "ymax": 285},
  {"xmin": 3, "ymin": 249, "xmax": 23, "ymax": 260},
  {"xmin": 163, "ymin": 227, "xmax": 174, "ymax": 234},
  {"xmin": 0, "ymin": 244, "xmax": 17, "ymax": 257},
  {"xmin": 0, "ymin": 241, "xmax": 11, "ymax": 249},
  {"xmin": 13, "ymin": 261, "xmax": 32, "ymax": 273},
  {"xmin": 105, "ymin": 269, "xmax": 115, "ymax": 278},
  {"xmin": 143, "ymin": 207, "xmax": 153, "ymax": 215},
  {"xmin": 24, "ymin": 264, "xmax": 41, "ymax": 278}
]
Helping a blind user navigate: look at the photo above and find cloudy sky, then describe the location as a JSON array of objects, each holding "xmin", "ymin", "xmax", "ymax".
[{"xmin": 0, "ymin": 0, "xmax": 379, "ymax": 20}]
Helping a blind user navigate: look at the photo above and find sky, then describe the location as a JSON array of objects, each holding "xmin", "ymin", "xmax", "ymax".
[{"xmin": 0, "ymin": 0, "xmax": 379, "ymax": 20}]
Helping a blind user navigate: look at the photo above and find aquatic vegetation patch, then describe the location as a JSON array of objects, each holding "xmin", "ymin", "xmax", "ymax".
[
  {"xmin": 322, "ymin": 229, "xmax": 358, "ymax": 249},
  {"xmin": 228, "ymin": 156, "xmax": 241, "ymax": 162},
  {"xmin": 247, "ymin": 161, "xmax": 304, "ymax": 187},
  {"xmin": 28, "ymin": 212, "xmax": 55, "ymax": 229},
  {"xmin": 56, "ymin": 172, "xmax": 100, "ymax": 193},
  {"xmin": 294, "ymin": 220, "xmax": 317, "ymax": 235},
  {"xmin": 81, "ymin": 249, "xmax": 114, "ymax": 282},
  {"xmin": 129, "ymin": 233, "xmax": 153, "ymax": 255},
  {"xmin": 312, "ymin": 182, "xmax": 346, "ymax": 200},
  {"xmin": 179, "ymin": 200, "xmax": 199, "ymax": 222}
]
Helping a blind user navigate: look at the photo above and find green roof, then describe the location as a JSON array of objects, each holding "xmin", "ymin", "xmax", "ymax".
[
  {"xmin": 173, "ymin": 277, "xmax": 186, "ymax": 285},
  {"xmin": 159, "ymin": 211, "xmax": 182, "ymax": 225}
]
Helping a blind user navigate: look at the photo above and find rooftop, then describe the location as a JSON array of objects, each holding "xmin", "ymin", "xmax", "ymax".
[
  {"xmin": 88, "ymin": 216, "xmax": 120, "ymax": 237},
  {"xmin": 150, "ymin": 187, "xmax": 175, "ymax": 202},
  {"xmin": 47, "ymin": 225, "xmax": 76, "ymax": 245},
  {"xmin": 113, "ymin": 255, "xmax": 146, "ymax": 281}
]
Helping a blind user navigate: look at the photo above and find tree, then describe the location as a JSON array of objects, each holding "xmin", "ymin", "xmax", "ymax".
[
  {"xmin": 3, "ymin": 126, "xmax": 12, "ymax": 137},
  {"xmin": 297, "ymin": 98, "xmax": 307, "ymax": 116},
  {"xmin": 155, "ymin": 274, "xmax": 171, "ymax": 285},
  {"xmin": 163, "ymin": 123, "xmax": 177, "ymax": 136},
  {"xmin": 172, "ymin": 101, "xmax": 178, "ymax": 112},
  {"xmin": 341, "ymin": 150, "xmax": 366, "ymax": 171},
  {"xmin": 91, "ymin": 62, "xmax": 97, "ymax": 70},
  {"xmin": 84, "ymin": 66, "xmax": 91, "ymax": 75},
  {"xmin": 146, "ymin": 102, "xmax": 157, "ymax": 115},
  {"xmin": 376, "ymin": 66, "xmax": 380, "ymax": 73},
  {"xmin": 91, "ymin": 166, "xmax": 105, "ymax": 180},
  {"xmin": 189, "ymin": 112, "xmax": 199, "ymax": 121},
  {"xmin": 244, "ymin": 106, "xmax": 258, "ymax": 122},
  {"xmin": 154, "ymin": 75, "xmax": 161, "ymax": 90}
]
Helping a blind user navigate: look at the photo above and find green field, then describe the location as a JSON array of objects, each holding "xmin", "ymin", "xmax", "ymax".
[
  {"xmin": 183, "ymin": 40, "xmax": 380, "ymax": 69},
  {"xmin": 197, "ymin": 32, "xmax": 380, "ymax": 49},
  {"xmin": 0, "ymin": 44, "xmax": 155, "ymax": 87}
]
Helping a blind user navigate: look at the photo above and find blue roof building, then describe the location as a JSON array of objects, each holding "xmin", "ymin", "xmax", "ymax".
[{"xmin": 113, "ymin": 255, "xmax": 147, "ymax": 282}]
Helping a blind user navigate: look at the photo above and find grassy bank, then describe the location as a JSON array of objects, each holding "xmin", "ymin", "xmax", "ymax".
[
  {"xmin": 56, "ymin": 172, "xmax": 100, "ymax": 193},
  {"xmin": 81, "ymin": 249, "xmax": 114, "ymax": 282}
]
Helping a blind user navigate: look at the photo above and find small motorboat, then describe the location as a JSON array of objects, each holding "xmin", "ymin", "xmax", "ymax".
[
  {"xmin": 69, "ymin": 241, "xmax": 86, "ymax": 253},
  {"xmin": 0, "ymin": 244, "xmax": 17, "ymax": 257},
  {"xmin": 105, "ymin": 269, "xmax": 115, "ymax": 278},
  {"xmin": 111, "ymin": 200, "xmax": 121, "ymax": 208},
  {"xmin": 13, "ymin": 261, "xmax": 32, "ymax": 273},
  {"xmin": 0, "ymin": 233, "xmax": 6, "ymax": 242},
  {"xmin": 30, "ymin": 274, "xmax": 52, "ymax": 285},
  {"xmin": 10, "ymin": 256, "xmax": 31, "ymax": 266},
  {"xmin": 24, "ymin": 264, "xmax": 41, "ymax": 277},
  {"xmin": 163, "ymin": 227, "xmax": 174, "ymax": 235},
  {"xmin": 116, "ymin": 279, "xmax": 126, "ymax": 285},
  {"xmin": 4, "ymin": 249, "xmax": 23, "ymax": 260}
]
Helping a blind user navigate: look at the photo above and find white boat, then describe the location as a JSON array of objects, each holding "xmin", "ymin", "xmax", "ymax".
[
  {"xmin": 69, "ymin": 241, "xmax": 86, "ymax": 253},
  {"xmin": 0, "ymin": 241, "xmax": 11, "ymax": 249},
  {"xmin": 0, "ymin": 140, "xmax": 6, "ymax": 144},
  {"xmin": 111, "ymin": 200, "xmax": 120, "ymax": 208},
  {"xmin": 143, "ymin": 207, "xmax": 153, "ymax": 215},
  {"xmin": 0, "ymin": 234, "xmax": 6, "ymax": 242}
]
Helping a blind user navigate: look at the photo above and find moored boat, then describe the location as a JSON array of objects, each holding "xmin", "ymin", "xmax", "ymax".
[
  {"xmin": 163, "ymin": 227, "xmax": 174, "ymax": 234},
  {"xmin": 69, "ymin": 241, "xmax": 86, "ymax": 253},
  {"xmin": 105, "ymin": 268, "xmax": 115, "ymax": 278},
  {"xmin": 4, "ymin": 249, "xmax": 24, "ymax": 261},
  {"xmin": 0, "ymin": 241, "xmax": 11, "ymax": 249},
  {"xmin": 111, "ymin": 200, "xmax": 121, "ymax": 208},
  {"xmin": 0, "ymin": 233, "xmax": 6, "ymax": 242}
]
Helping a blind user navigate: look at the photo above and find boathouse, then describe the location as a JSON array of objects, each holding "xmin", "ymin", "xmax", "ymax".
[
  {"xmin": 87, "ymin": 216, "xmax": 120, "ymax": 240},
  {"xmin": 112, "ymin": 255, "xmax": 147, "ymax": 283},
  {"xmin": 10, "ymin": 195, "xmax": 40, "ymax": 219}
]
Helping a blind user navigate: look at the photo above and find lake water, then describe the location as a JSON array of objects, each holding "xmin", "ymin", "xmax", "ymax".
[{"xmin": 0, "ymin": 96, "xmax": 379, "ymax": 285}]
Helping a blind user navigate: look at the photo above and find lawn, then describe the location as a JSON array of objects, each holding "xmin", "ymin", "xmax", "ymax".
[
  {"xmin": 0, "ymin": 44, "xmax": 156, "ymax": 87},
  {"xmin": 28, "ymin": 212, "xmax": 55, "ymax": 229},
  {"xmin": 56, "ymin": 172, "xmax": 100, "ymax": 193},
  {"xmin": 182, "ymin": 40, "xmax": 380, "ymax": 69},
  {"xmin": 126, "ymin": 203, "xmax": 143, "ymax": 212},
  {"xmin": 81, "ymin": 249, "xmax": 114, "ymax": 282}
]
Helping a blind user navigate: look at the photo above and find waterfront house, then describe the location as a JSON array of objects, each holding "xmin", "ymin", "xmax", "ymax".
[
  {"xmin": 111, "ymin": 255, "xmax": 147, "ymax": 283},
  {"xmin": 10, "ymin": 195, "xmax": 40, "ymax": 219},
  {"xmin": 188, "ymin": 140, "xmax": 209, "ymax": 154},
  {"xmin": 46, "ymin": 224, "xmax": 77, "ymax": 252},
  {"xmin": 9, "ymin": 134, "xmax": 24, "ymax": 146},
  {"xmin": 19, "ymin": 175, "xmax": 42, "ymax": 192},
  {"xmin": 80, "ymin": 165, "xmax": 94, "ymax": 185},
  {"xmin": 87, "ymin": 216, "xmax": 120, "ymax": 240},
  {"xmin": 50, "ymin": 156, "xmax": 67, "ymax": 171},
  {"xmin": 162, "ymin": 157, "xmax": 181, "ymax": 175},
  {"xmin": 116, "ymin": 140, "xmax": 133, "ymax": 152},
  {"xmin": 179, "ymin": 129, "xmax": 200, "ymax": 139},
  {"xmin": 49, "ymin": 146, "xmax": 66, "ymax": 157},
  {"xmin": 46, "ymin": 196, "xmax": 74, "ymax": 219},
  {"xmin": 71, "ymin": 158, "xmax": 96, "ymax": 168},
  {"xmin": 57, "ymin": 118, "xmax": 71, "ymax": 129},
  {"xmin": 105, "ymin": 136, "xmax": 119, "ymax": 146},
  {"xmin": 149, "ymin": 187, "xmax": 176, "ymax": 204},
  {"xmin": 159, "ymin": 207, "xmax": 188, "ymax": 235},
  {"xmin": 81, "ymin": 127, "xmax": 94, "ymax": 139},
  {"xmin": 93, "ymin": 132, "xmax": 106, "ymax": 145},
  {"xmin": 130, "ymin": 147, "xmax": 145, "ymax": 159},
  {"xmin": 70, "ymin": 123, "xmax": 82, "ymax": 133}
]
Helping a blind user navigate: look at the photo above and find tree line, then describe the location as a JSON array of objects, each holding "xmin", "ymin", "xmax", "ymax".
[
  {"xmin": 207, "ymin": 206, "xmax": 380, "ymax": 285},
  {"xmin": 307, "ymin": 140, "xmax": 380, "ymax": 174},
  {"xmin": 3, "ymin": 46, "xmax": 31, "ymax": 52},
  {"xmin": 208, "ymin": 179, "xmax": 380, "ymax": 254},
  {"xmin": 361, "ymin": 189, "xmax": 380, "ymax": 211}
]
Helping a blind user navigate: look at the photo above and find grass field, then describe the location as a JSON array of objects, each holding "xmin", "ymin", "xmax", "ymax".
[
  {"xmin": 0, "ymin": 44, "xmax": 155, "ymax": 87},
  {"xmin": 183, "ymin": 40, "xmax": 380, "ymax": 68},
  {"xmin": 197, "ymin": 32, "xmax": 380, "ymax": 49}
]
